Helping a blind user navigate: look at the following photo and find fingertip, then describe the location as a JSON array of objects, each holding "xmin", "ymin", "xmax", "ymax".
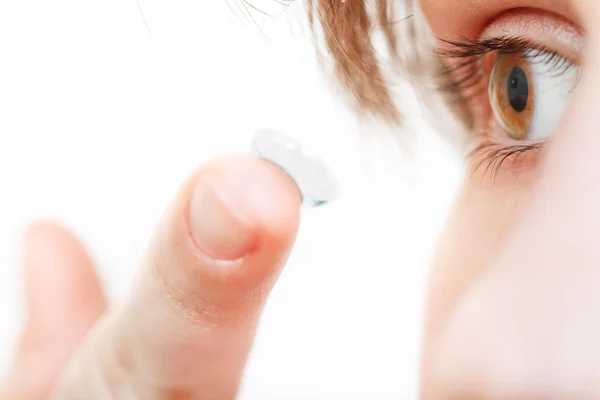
[
  {"xmin": 22, "ymin": 221, "xmax": 93, "ymax": 276},
  {"xmin": 185, "ymin": 155, "xmax": 302, "ymax": 261},
  {"xmin": 150, "ymin": 155, "xmax": 303, "ymax": 310},
  {"xmin": 21, "ymin": 219, "xmax": 105, "ymax": 332},
  {"xmin": 23, "ymin": 220, "xmax": 65, "ymax": 244},
  {"xmin": 23, "ymin": 220, "xmax": 83, "ymax": 256},
  {"xmin": 200, "ymin": 155, "xmax": 302, "ymax": 241}
]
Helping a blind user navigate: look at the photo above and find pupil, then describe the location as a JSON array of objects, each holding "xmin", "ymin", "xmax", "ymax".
[{"xmin": 507, "ymin": 66, "xmax": 528, "ymax": 112}]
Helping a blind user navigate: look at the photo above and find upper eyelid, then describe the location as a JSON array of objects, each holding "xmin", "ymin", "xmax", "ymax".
[
  {"xmin": 434, "ymin": 9, "xmax": 584, "ymax": 95},
  {"xmin": 482, "ymin": 9, "xmax": 584, "ymax": 63},
  {"xmin": 435, "ymin": 36, "xmax": 576, "ymax": 95},
  {"xmin": 437, "ymin": 36, "xmax": 570, "ymax": 61}
]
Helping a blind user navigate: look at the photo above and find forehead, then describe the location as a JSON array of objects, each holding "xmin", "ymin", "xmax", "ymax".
[{"xmin": 419, "ymin": 0, "xmax": 584, "ymax": 39}]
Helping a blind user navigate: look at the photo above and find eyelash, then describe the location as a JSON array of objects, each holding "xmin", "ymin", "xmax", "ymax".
[{"xmin": 436, "ymin": 36, "xmax": 576, "ymax": 178}]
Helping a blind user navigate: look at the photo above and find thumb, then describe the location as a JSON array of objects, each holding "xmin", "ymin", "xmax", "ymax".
[{"xmin": 1, "ymin": 223, "xmax": 107, "ymax": 399}]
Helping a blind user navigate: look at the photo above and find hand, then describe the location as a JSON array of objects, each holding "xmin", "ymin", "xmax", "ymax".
[{"xmin": 0, "ymin": 155, "xmax": 302, "ymax": 399}]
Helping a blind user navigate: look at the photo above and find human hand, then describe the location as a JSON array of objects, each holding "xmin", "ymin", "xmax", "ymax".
[{"xmin": 0, "ymin": 155, "xmax": 302, "ymax": 399}]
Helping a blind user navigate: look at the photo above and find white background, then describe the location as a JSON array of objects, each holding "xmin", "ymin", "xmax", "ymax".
[{"xmin": 0, "ymin": 0, "xmax": 463, "ymax": 398}]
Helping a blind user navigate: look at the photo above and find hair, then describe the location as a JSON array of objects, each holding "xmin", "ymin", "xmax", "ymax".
[
  {"xmin": 307, "ymin": 0, "xmax": 414, "ymax": 124},
  {"xmin": 306, "ymin": 0, "xmax": 474, "ymax": 142}
]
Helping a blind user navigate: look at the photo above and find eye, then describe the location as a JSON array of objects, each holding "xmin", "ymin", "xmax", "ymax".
[{"xmin": 488, "ymin": 51, "xmax": 579, "ymax": 141}]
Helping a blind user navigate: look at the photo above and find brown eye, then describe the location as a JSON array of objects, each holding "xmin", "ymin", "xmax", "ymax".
[{"xmin": 489, "ymin": 53, "xmax": 534, "ymax": 140}]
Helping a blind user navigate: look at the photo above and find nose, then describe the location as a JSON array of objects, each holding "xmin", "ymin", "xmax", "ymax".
[{"xmin": 425, "ymin": 27, "xmax": 600, "ymax": 400}]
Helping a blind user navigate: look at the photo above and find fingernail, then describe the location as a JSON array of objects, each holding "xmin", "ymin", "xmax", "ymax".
[{"xmin": 189, "ymin": 180, "xmax": 258, "ymax": 260}]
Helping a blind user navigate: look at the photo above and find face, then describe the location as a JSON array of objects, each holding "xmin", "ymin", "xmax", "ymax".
[{"xmin": 419, "ymin": 0, "xmax": 600, "ymax": 398}]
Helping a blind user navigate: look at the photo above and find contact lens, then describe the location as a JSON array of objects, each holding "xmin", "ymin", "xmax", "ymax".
[{"xmin": 250, "ymin": 130, "xmax": 340, "ymax": 207}]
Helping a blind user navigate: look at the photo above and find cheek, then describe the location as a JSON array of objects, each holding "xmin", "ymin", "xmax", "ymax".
[{"xmin": 421, "ymin": 175, "xmax": 532, "ymax": 352}]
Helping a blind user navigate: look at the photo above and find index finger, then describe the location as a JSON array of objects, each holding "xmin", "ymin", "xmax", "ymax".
[{"xmin": 51, "ymin": 155, "xmax": 302, "ymax": 399}]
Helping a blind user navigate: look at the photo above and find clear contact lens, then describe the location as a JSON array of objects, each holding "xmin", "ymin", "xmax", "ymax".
[{"xmin": 250, "ymin": 130, "xmax": 340, "ymax": 207}]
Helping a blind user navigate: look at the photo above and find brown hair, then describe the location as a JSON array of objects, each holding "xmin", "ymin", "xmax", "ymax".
[
  {"xmin": 307, "ymin": 0, "xmax": 475, "ymax": 138},
  {"xmin": 307, "ymin": 0, "xmax": 412, "ymax": 123}
]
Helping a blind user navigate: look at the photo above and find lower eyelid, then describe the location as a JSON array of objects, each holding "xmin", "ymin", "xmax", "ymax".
[{"xmin": 468, "ymin": 137, "xmax": 545, "ymax": 181}]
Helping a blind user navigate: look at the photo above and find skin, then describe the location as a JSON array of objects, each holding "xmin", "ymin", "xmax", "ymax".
[
  {"xmin": 0, "ymin": 156, "xmax": 302, "ymax": 399},
  {"xmin": 1, "ymin": 1, "xmax": 596, "ymax": 399},
  {"xmin": 419, "ymin": 0, "xmax": 600, "ymax": 398}
]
